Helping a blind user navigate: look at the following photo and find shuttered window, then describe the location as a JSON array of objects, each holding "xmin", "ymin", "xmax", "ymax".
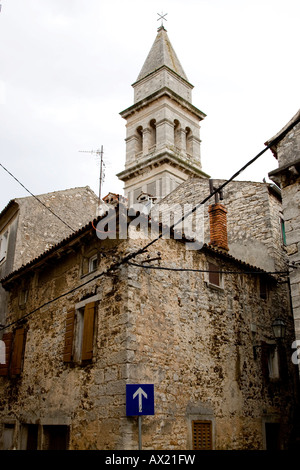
[
  {"xmin": 192, "ymin": 420, "xmax": 212, "ymax": 450},
  {"xmin": 63, "ymin": 309, "xmax": 75, "ymax": 362},
  {"xmin": 10, "ymin": 327, "xmax": 25, "ymax": 375},
  {"xmin": 0, "ymin": 329, "xmax": 25, "ymax": 377},
  {"xmin": 81, "ymin": 302, "xmax": 96, "ymax": 361},
  {"xmin": 63, "ymin": 302, "xmax": 96, "ymax": 363},
  {"xmin": 0, "ymin": 332, "xmax": 13, "ymax": 376}
]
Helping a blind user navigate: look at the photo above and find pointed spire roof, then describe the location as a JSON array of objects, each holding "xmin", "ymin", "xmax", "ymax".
[{"xmin": 136, "ymin": 26, "xmax": 189, "ymax": 83}]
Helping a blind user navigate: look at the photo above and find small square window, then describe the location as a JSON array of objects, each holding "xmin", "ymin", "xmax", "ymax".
[
  {"xmin": 192, "ymin": 420, "xmax": 212, "ymax": 450},
  {"xmin": 43, "ymin": 425, "xmax": 69, "ymax": 450},
  {"xmin": 89, "ymin": 255, "xmax": 98, "ymax": 273},
  {"xmin": 208, "ymin": 262, "xmax": 220, "ymax": 287}
]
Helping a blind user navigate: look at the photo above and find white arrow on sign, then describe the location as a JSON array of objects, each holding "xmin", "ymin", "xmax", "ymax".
[{"xmin": 133, "ymin": 387, "xmax": 148, "ymax": 412}]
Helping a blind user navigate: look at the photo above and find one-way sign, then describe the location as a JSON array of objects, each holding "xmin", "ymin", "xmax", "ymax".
[{"xmin": 126, "ymin": 384, "xmax": 155, "ymax": 416}]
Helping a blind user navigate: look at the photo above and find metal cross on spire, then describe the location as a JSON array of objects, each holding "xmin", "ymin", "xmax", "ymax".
[{"xmin": 157, "ymin": 11, "xmax": 168, "ymax": 27}]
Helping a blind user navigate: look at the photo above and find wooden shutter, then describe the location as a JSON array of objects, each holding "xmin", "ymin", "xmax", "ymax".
[
  {"xmin": 10, "ymin": 327, "xmax": 25, "ymax": 376},
  {"xmin": 208, "ymin": 262, "xmax": 220, "ymax": 286},
  {"xmin": 0, "ymin": 332, "xmax": 13, "ymax": 376},
  {"xmin": 192, "ymin": 420, "xmax": 212, "ymax": 450},
  {"xmin": 81, "ymin": 302, "xmax": 96, "ymax": 361},
  {"xmin": 63, "ymin": 309, "xmax": 75, "ymax": 362}
]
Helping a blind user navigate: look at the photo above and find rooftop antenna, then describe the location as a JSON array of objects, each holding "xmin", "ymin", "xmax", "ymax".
[{"xmin": 79, "ymin": 146, "xmax": 105, "ymax": 205}]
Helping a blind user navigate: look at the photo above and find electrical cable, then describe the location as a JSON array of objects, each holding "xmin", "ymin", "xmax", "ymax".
[
  {"xmin": 127, "ymin": 261, "xmax": 289, "ymax": 276},
  {"xmin": 0, "ymin": 163, "xmax": 76, "ymax": 232},
  {"xmin": 0, "ymin": 131, "xmax": 295, "ymax": 332}
]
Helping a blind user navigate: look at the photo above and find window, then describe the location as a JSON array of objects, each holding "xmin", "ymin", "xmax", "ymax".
[
  {"xmin": 174, "ymin": 119, "xmax": 181, "ymax": 149},
  {"xmin": 265, "ymin": 423, "xmax": 280, "ymax": 450},
  {"xmin": 42, "ymin": 425, "xmax": 69, "ymax": 450},
  {"xmin": 1, "ymin": 423, "xmax": 15, "ymax": 450},
  {"xmin": 20, "ymin": 424, "xmax": 38, "ymax": 450},
  {"xmin": 267, "ymin": 346, "xmax": 280, "ymax": 379},
  {"xmin": 149, "ymin": 119, "xmax": 156, "ymax": 149},
  {"xmin": 280, "ymin": 217, "xmax": 286, "ymax": 246},
  {"xmin": 89, "ymin": 254, "xmax": 98, "ymax": 273},
  {"xmin": 136, "ymin": 126, "xmax": 143, "ymax": 154},
  {"xmin": 0, "ymin": 328, "xmax": 26, "ymax": 377},
  {"xmin": 261, "ymin": 342, "xmax": 283, "ymax": 381},
  {"xmin": 208, "ymin": 262, "xmax": 221, "ymax": 287},
  {"xmin": 186, "ymin": 127, "xmax": 192, "ymax": 156},
  {"xmin": 63, "ymin": 301, "xmax": 96, "ymax": 364},
  {"xmin": 259, "ymin": 276, "xmax": 268, "ymax": 300},
  {"xmin": 0, "ymin": 230, "xmax": 9, "ymax": 264},
  {"xmin": 20, "ymin": 424, "xmax": 69, "ymax": 450},
  {"xmin": 192, "ymin": 420, "xmax": 212, "ymax": 450},
  {"xmin": 19, "ymin": 288, "xmax": 29, "ymax": 308}
]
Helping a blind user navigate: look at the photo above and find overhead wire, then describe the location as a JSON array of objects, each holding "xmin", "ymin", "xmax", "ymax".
[
  {"xmin": 0, "ymin": 130, "xmax": 295, "ymax": 332},
  {"xmin": 0, "ymin": 162, "xmax": 76, "ymax": 232},
  {"xmin": 127, "ymin": 261, "xmax": 290, "ymax": 277}
]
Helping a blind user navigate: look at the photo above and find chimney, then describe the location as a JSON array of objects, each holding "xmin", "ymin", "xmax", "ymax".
[{"xmin": 208, "ymin": 203, "xmax": 229, "ymax": 251}]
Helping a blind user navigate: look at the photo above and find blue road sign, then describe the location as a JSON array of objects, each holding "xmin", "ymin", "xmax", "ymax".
[{"xmin": 126, "ymin": 384, "xmax": 155, "ymax": 416}]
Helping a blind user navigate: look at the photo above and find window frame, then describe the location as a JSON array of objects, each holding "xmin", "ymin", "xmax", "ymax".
[
  {"xmin": 0, "ymin": 327, "xmax": 26, "ymax": 377},
  {"xmin": 192, "ymin": 420, "xmax": 213, "ymax": 450},
  {"xmin": 0, "ymin": 230, "xmax": 9, "ymax": 264},
  {"xmin": 88, "ymin": 254, "xmax": 98, "ymax": 273},
  {"xmin": 206, "ymin": 260, "xmax": 223, "ymax": 290},
  {"xmin": 63, "ymin": 296, "xmax": 99, "ymax": 365}
]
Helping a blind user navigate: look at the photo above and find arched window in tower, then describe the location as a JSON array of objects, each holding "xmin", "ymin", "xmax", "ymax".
[
  {"xmin": 186, "ymin": 127, "xmax": 193, "ymax": 157},
  {"xmin": 174, "ymin": 119, "xmax": 181, "ymax": 150},
  {"xmin": 149, "ymin": 119, "xmax": 156, "ymax": 150},
  {"xmin": 136, "ymin": 126, "xmax": 143, "ymax": 156}
]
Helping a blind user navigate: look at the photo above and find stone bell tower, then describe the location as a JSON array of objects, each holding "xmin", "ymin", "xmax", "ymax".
[{"xmin": 117, "ymin": 25, "xmax": 209, "ymax": 206}]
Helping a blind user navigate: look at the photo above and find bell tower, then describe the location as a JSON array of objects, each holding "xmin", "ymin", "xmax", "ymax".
[{"xmin": 117, "ymin": 25, "xmax": 209, "ymax": 206}]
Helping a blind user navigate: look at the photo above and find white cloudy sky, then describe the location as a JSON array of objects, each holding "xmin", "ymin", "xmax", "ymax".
[{"xmin": 0, "ymin": 0, "xmax": 299, "ymax": 211}]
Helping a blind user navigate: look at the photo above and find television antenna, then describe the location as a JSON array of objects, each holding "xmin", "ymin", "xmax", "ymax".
[{"xmin": 79, "ymin": 146, "xmax": 105, "ymax": 204}]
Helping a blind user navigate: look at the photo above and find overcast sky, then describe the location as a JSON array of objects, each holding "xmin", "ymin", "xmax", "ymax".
[{"xmin": 0, "ymin": 0, "xmax": 299, "ymax": 212}]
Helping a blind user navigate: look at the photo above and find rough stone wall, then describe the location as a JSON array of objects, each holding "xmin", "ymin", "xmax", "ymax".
[
  {"xmin": 0, "ymin": 235, "xmax": 131, "ymax": 450},
  {"xmin": 0, "ymin": 226, "xmax": 298, "ymax": 450},
  {"xmin": 158, "ymin": 178, "xmax": 286, "ymax": 272},
  {"xmin": 270, "ymin": 120, "xmax": 300, "ymax": 373},
  {"xmin": 125, "ymin": 236, "xmax": 297, "ymax": 450},
  {"xmin": 276, "ymin": 119, "xmax": 300, "ymax": 168},
  {"xmin": 14, "ymin": 186, "xmax": 98, "ymax": 271}
]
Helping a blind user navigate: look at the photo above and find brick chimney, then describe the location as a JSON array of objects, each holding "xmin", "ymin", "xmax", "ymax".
[{"xmin": 208, "ymin": 203, "xmax": 229, "ymax": 251}]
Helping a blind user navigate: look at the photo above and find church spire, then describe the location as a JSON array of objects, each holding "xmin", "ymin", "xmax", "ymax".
[
  {"xmin": 136, "ymin": 25, "xmax": 189, "ymax": 84},
  {"xmin": 117, "ymin": 25, "xmax": 208, "ymax": 207}
]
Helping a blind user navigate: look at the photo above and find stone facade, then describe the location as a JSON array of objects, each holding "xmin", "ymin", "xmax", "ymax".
[
  {"xmin": 268, "ymin": 110, "xmax": 300, "ymax": 374},
  {"xmin": 0, "ymin": 187, "xmax": 98, "ymax": 325},
  {"xmin": 0, "ymin": 207, "xmax": 298, "ymax": 450},
  {"xmin": 157, "ymin": 178, "xmax": 286, "ymax": 273}
]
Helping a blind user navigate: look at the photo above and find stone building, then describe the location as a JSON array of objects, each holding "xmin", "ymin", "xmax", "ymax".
[
  {"xmin": 0, "ymin": 202, "xmax": 298, "ymax": 450},
  {"xmin": 0, "ymin": 187, "xmax": 98, "ymax": 325},
  {"xmin": 116, "ymin": 25, "xmax": 209, "ymax": 207},
  {"xmin": 157, "ymin": 177, "xmax": 286, "ymax": 274},
  {"xmin": 0, "ymin": 24, "xmax": 299, "ymax": 451},
  {"xmin": 268, "ymin": 110, "xmax": 300, "ymax": 373}
]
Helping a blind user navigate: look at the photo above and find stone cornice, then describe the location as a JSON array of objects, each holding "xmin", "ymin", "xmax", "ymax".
[
  {"xmin": 116, "ymin": 149, "xmax": 210, "ymax": 181},
  {"xmin": 120, "ymin": 87, "xmax": 206, "ymax": 121}
]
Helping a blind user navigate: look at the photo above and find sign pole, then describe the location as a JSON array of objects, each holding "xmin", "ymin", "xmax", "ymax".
[
  {"xmin": 126, "ymin": 384, "xmax": 154, "ymax": 450},
  {"xmin": 138, "ymin": 415, "xmax": 142, "ymax": 450}
]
